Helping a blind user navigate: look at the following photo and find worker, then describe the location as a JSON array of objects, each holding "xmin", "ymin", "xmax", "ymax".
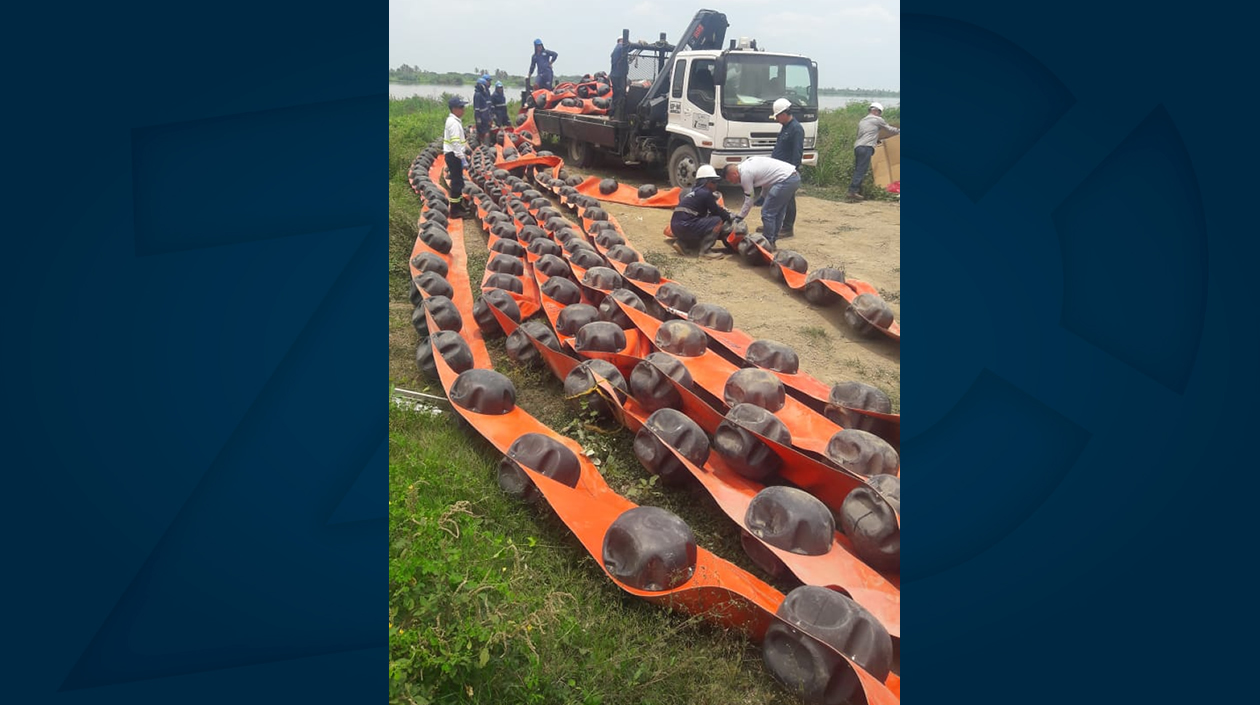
[
  {"xmin": 442, "ymin": 96, "xmax": 471, "ymax": 218},
  {"xmin": 723, "ymin": 156, "xmax": 800, "ymax": 247},
  {"xmin": 768, "ymin": 97, "xmax": 803, "ymax": 239},
  {"xmin": 848, "ymin": 102, "xmax": 900, "ymax": 201},
  {"xmin": 527, "ymin": 39, "xmax": 559, "ymax": 91},
  {"xmin": 472, "ymin": 77, "xmax": 493, "ymax": 145},
  {"xmin": 491, "ymin": 81, "xmax": 510, "ymax": 127},
  {"xmin": 610, "ymin": 36, "xmax": 629, "ymax": 120},
  {"xmin": 666, "ymin": 165, "xmax": 732, "ymax": 259}
]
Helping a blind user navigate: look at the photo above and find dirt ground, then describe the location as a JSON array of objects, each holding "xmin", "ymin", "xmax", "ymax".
[{"xmin": 580, "ymin": 168, "xmax": 901, "ymax": 412}]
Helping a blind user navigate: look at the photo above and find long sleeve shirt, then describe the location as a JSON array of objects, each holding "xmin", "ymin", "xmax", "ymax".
[
  {"xmin": 443, "ymin": 113, "xmax": 468, "ymax": 158},
  {"xmin": 855, "ymin": 114, "xmax": 899, "ymax": 148},
  {"xmin": 610, "ymin": 43, "xmax": 629, "ymax": 78},
  {"xmin": 528, "ymin": 49, "xmax": 558, "ymax": 80},
  {"xmin": 473, "ymin": 85, "xmax": 492, "ymax": 123},
  {"xmin": 733, "ymin": 156, "xmax": 798, "ymax": 219},
  {"xmin": 770, "ymin": 117, "xmax": 804, "ymax": 168},
  {"xmin": 491, "ymin": 90, "xmax": 509, "ymax": 124},
  {"xmin": 672, "ymin": 184, "xmax": 731, "ymax": 225}
]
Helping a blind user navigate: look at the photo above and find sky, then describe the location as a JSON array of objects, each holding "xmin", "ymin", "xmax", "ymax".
[{"xmin": 388, "ymin": 0, "xmax": 900, "ymax": 92}]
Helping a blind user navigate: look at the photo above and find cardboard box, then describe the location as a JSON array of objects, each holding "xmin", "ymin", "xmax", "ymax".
[{"xmin": 871, "ymin": 134, "xmax": 900, "ymax": 187}]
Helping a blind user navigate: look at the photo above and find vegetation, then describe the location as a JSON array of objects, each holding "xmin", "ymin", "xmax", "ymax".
[
  {"xmin": 388, "ymin": 96, "xmax": 800, "ymax": 704},
  {"xmin": 817, "ymin": 87, "xmax": 899, "ymax": 97},
  {"xmin": 801, "ymin": 102, "xmax": 900, "ymax": 201}
]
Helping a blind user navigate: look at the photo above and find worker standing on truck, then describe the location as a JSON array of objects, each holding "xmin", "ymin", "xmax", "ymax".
[
  {"xmin": 527, "ymin": 39, "xmax": 558, "ymax": 90},
  {"xmin": 723, "ymin": 156, "xmax": 800, "ymax": 247},
  {"xmin": 848, "ymin": 102, "xmax": 900, "ymax": 202},
  {"xmin": 491, "ymin": 81, "xmax": 510, "ymax": 127},
  {"xmin": 769, "ymin": 97, "xmax": 803, "ymax": 239},
  {"xmin": 473, "ymin": 77, "xmax": 494, "ymax": 145},
  {"xmin": 442, "ymin": 96, "xmax": 471, "ymax": 218},
  {"xmin": 610, "ymin": 36, "xmax": 629, "ymax": 120},
  {"xmin": 667, "ymin": 165, "xmax": 732, "ymax": 259}
]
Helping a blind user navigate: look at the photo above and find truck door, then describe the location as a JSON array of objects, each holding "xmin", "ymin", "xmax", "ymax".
[{"xmin": 668, "ymin": 59, "xmax": 716, "ymax": 138}]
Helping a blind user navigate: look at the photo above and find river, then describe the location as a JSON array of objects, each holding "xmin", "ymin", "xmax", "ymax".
[{"xmin": 388, "ymin": 83, "xmax": 899, "ymax": 110}]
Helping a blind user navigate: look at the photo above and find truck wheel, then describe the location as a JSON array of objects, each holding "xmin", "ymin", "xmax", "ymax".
[
  {"xmin": 567, "ymin": 139, "xmax": 595, "ymax": 168},
  {"xmin": 667, "ymin": 146, "xmax": 701, "ymax": 189}
]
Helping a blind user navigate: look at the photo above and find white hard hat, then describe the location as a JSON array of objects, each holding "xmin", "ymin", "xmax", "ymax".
[
  {"xmin": 870, "ymin": 102, "xmax": 884, "ymax": 112},
  {"xmin": 695, "ymin": 165, "xmax": 718, "ymax": 181},
  {"xmin": 771, "ymin": 98, "xmax": 791, "ymax": 118}
]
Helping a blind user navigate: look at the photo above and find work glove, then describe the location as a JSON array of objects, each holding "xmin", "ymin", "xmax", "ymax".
[{"xmin": 753, "ymin": 196, "xmax": 765, "ymax": 207}]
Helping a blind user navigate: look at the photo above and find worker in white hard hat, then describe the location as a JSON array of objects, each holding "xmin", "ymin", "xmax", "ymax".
[
  {"xmin": 666, "ymin": 164, "xmax": 733, "ymax": 259},
  {"xmin": 849, "ymin": 101, "xmax": 900, "ymax": 201},
  {"xmin": 768, "ymin": 97, "xmax": 804, "ymax": 238}
]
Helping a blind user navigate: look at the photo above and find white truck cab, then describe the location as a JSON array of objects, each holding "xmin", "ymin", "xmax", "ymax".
[{"xmin": 663, "ymin": 40, "xmax": 819, "ymax": 186}]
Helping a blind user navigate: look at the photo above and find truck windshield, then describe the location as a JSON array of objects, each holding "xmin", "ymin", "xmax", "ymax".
[{"xmin": 720, "ymin": 55, "xmax": 816, "ymax": 120}]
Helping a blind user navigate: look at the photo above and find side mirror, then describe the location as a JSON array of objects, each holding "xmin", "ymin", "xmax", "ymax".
[{"xmin": 714, "ymin": 56, "xmax": 726, "ymax": 86}]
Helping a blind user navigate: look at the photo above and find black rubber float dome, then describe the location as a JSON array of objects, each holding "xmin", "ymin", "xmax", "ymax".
[
  {"xmin": 839, "ymin": 474, "xmax": 900, "ymax": 573},
  {"xmin": 745, "ymin": 339, "xmax": 800, "ymax": 374},
  {"xmin": 535, "ymin": 254, "xmax": 574, "ymax": 280},
  {"xmin": 572, "ymin": 321, "xmax": 627, "ymax": 353},
  {"xmin": 825, "ymin": 429, "xmax": 900, "ymax": 477},
  {"xmin": 483, "ymin": 272, "xmax": 525, "ymax": 295},
  {"xmin": 601, "ymin": 506, "xmax": 697, "ymax": 592},
  {"xmin": 504, "ymin": 319, "xmax": 561, "ymax": 366},
  {"xmin": 555, "ymin": 303, "xmax": 601, "ymax": 337},
  {"xmin": 490, "ymin": 238, "xmax": 526, "ymax": 257},
  {"xmin": 569, "ymin": 249, "xmax": 606, "ymax": 270},
  {"xmin": 470, "ymin": 288, "xmax": 522, "ymax": 338},
  {"xmin": 448, "ymin": 368, "xmax": 517, "ymax": 415},
  {"xmin": 824, "ymin": 381, "xmax": 893, "ymax": 432},
  {"xmin": 562, "ymin": 359, "xmax": 628, "ymax": 421},
  {"xmin": 632, "ymin": 408, "xmax": 710, "ymax": 486},
  {"xmin": 598, "ymin": 288, "xmax": 647, "ymax": 329},
  {"xmin": 804, "ymin": 267, "xmax": 846, "ymax": 306},
  {"xmin": 416, "ymin": 271, "xmax": 454, "ymax": 300},
  {"xmin": 541, "ymin": 276, "xmax": 584, "ymax": 306},
  {"xmin": 723, "ymin": 369, "xmax": 786, "ymax": 412},
  {"xmin": 628, "ymin": 352, "xmax": 694, "ymax": 414},
  {"xmin": 527, "ymin": 238, "xmax": 563, "ymax": 258},
  {"xmin": 762, "ymin": 585, "xmax": 894, "ymax": 704},
  {"xmin": 655, "ymin": 282, "xmax": 697, "ymax": 313},
  {"xmin": 637, "ymin": 184, "xmax": 658, "ymax": 199},
  {"xmin": 497, "ymin": 433, "xmax": 583, "ymax": 500},
  {"xmin": 688, "ymin": 302, "xmax": 734, "ymax": 332},
  {"xmin": 594, "ymin": 229, "xmax": 626, "ymax": 249},
  {"xmin": 582, "ymin": 266, "xmax": 624, "ymax": 291},
  {"xmin": 744, "ymin": 486, "xmax": 835, "ymax": 556},
  {"xmin": 623, "ymin": 261, "xmax": 662, "ymax": 284},
  {"xmin": 415, "ymin": 330, "xmax": 474, "ymax": 379},
  {"xmin": 419, "ymin": 226, "xmax": 452, "ymax": 255},
  {"xmin": 654, "ymin": 319, "xmax": 708, "ymax": 357},
  {"xmin": 423, "ymin": 295, "xmax": 463, "ymax": 332},
  {"xmin": 773, "ymin": 249, "xmax": 809, "ymax": 274},
  {"xmin": 486, "ymin": 253, "xmax": 525, "ymax": 276},
  {"xmin": 712, "ymin": 403, "xmax": 791, "ymax": 481},
  {"xmin": 845, "ymin": 293, "xmax": 895, "ymax": 336}
]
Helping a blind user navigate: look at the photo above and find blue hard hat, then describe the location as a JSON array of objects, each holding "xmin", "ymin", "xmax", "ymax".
[
  {"xmin": 495, "ymin": 81, "xmax": 503, "ymax": 88},
  {"xmin": 534, "ymin": 38, "xmax": 543, "ymax": 45},
  {"xmin": 477, "ymin": 77, "xmax": 488, "ymax": 85}
]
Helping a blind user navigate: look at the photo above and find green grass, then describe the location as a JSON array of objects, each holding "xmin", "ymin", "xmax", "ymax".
[
  {"xmin": 388, "ymin": 97, "xmax": 802, "ymax": 704},
  {"xmin": 803, "ymin": 103, "xmax": 900, "ymax": 201},
  {"xmin": 389, "ymin": 405, "xmax": 797, "ymax": 705}
]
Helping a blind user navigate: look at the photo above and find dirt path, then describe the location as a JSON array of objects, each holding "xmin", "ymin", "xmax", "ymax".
[{"xmin": 583, "ymin": 168, "xmax": 901, "ymax": 411}]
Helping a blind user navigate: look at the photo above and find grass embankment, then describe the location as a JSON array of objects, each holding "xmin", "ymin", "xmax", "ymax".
[
  {"xmin": 802, "ymin": 103, "xmax": 900, "ymax": 202},
  {"xmin": 389, "ymin": 96, "xmax": 799, "ymax": 704}
]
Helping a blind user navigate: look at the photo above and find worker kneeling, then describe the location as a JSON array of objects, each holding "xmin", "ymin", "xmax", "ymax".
[{"xmin": 666, "ymin": 165, "xmax": 731, "ymax": 260}]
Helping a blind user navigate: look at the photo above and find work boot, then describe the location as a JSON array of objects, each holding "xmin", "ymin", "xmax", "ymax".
[
  {"xmin": 778, "ymin": 229, "xmax": 795, "ymax": 239},
  {"xmin": 664, "ymin": 237, "xmax": 685, "ymax": 256}
]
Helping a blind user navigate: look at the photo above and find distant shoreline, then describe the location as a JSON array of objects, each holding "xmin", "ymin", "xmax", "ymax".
[{"xmin": 387, "ymin": 76, "xmax": 898, "ymax": 96}]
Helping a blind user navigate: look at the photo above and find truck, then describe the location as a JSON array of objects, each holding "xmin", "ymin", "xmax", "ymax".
[{"xmin": 524, "ymin": 9, "xmax": 820, "ymax": 189}]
